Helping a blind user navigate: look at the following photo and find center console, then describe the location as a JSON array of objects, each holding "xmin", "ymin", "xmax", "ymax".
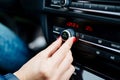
[{"xmin": 41, "ymin": 0, "xmax": 120, "ymax": 79}]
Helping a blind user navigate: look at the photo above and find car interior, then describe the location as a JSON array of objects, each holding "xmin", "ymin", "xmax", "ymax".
[{"xmin": 0, "ymin": 0, "xmax": 120, "ymax": 80}]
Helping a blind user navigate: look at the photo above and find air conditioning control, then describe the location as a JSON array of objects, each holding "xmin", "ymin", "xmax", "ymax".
[{"xmin": 61, "ymin": 29, "xmax": 75, "ymax": 41}]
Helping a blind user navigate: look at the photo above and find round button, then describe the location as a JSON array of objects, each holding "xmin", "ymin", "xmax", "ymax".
[
  {"xmin": 61, "ymin": 29, "xmax": 75, "ymax": 41},
  {"xmin": 60, "ymin": 0, "xmax": 70, "ymax": 7}
]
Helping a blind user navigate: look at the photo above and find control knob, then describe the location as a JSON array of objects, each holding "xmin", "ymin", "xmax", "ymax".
[
  {"xmin": 61, "ymin": 29, "xmax": 75, "ymax": 41},
  {"xmin": 60, "ymin": 0, "xmax": 70, "ymax": 7}
]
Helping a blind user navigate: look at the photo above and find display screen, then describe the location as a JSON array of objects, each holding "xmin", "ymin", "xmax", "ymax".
[{"xmin": 53, "ymin": 17, "xmax": 120, "ymax": 43}]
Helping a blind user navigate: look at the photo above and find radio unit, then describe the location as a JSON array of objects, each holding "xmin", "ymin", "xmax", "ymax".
[{"xmin": 50, "ymin": 0, "xmax": 120, "ymax": 16}]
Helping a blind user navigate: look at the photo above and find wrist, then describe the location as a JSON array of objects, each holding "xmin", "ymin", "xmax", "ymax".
[{"xmin": 14, "ymin": 70, "xmax": 27, "ymax": 80}]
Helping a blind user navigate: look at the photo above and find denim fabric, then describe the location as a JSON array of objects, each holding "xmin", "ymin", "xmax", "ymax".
[
  {"xmin": 2, "ymin": 73, "xmax": 19, "ymax": 80},
  {"xmin": 0, "ymin": 75, "xmax": 5, "ymax": 80},
  {"xmin": 0, "ymin": 23, "xmax": 31, "ymax": 72}
]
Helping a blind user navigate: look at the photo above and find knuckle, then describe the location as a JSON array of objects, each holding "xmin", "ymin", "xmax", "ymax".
[
  {"xmin": 67, "ymin": 55, "xmax": 73, "ymax": 63},
  {"xmin": 40, "ymin": 68, "xmax": 52, "ymax": 78},
  {"xmin": 72, "ymin": 65, "xmax": 75, "ymax": 70},
  {"xmin": 69, "ymin": 51, "xmax": 73, "ymax": 62},
  {"xmin": 71, "ymin": 56, "xmax": 73, "ymax": 62},
  {"xmin": 71, "ymin": 65, "xmax": 75, "ymax": 72},
  {"xmin": 70, "ymin": 57, "xmax": 73, "ymax": 63}
]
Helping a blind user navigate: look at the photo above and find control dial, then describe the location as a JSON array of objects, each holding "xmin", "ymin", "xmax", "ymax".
[
  {"xmin": 61, "ymin": 29, "xmax": 75, "ymax": 41},
  {"xmin": 60, "ymin": 0, "xmax": 70, "ymax": 7}
]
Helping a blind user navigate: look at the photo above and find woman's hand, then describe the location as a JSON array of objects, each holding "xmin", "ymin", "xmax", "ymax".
[{"xmin": 14, "ymin": 37, "xmax": 75, "ymax": 80}]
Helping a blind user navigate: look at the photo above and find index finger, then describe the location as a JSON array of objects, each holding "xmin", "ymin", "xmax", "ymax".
[{"xmin": 51, "ymin": 37, "xmax": 76, "ymax": 65}]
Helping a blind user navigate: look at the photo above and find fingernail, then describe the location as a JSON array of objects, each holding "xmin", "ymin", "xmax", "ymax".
[{"xmin": 73, "ymin": 37, "xmax": 77, "ymax": 43}]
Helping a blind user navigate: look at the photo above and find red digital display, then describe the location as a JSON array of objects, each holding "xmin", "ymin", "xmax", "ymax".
[
  {"xmin": 85, "ymin": 26, "xmax": 93, "ymax": 32},
  {"xmin": 66, "ymin": 22, "xmax": 79, "ymax": 28}
]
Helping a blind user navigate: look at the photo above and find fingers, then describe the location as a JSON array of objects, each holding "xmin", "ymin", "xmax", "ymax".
[
  {"xmin": 43, "ymin": 37, "xmax": 62, "ymax": 57},
  {"xmin": 51, "ymin": 37, "xmax": 75, "ymax": 65},
  {"xmin": 51, "ymin": 51, "xmax": 74, "ymax": 80},
  {"xmin": 60, "ymin": 65, "xmax": 75, "ymax": 80},
  {"xmin": 57, "ymin": 50, "xmax": 73, "ymax": 75}
]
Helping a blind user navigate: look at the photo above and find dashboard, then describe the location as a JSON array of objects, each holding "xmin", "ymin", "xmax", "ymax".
[
  {"xmin": 0, "ymin": 0, "xmax": 120, "ymax": 79},
  {"xmin": 41, "ymin": 0, "xmax": 120, "ymax": 80}
]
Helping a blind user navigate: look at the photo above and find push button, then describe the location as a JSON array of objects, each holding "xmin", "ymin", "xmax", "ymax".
[
  {"xmin": 115, "ymin": 6, "xmax": 120, "ymax": 12},
  {"xmin": 107, "ymin": 5, "xmax": 115, "ymax": 12},
  {"xmin": 91, "ymin": 4, "xmax": 98, "ymax": 10},
  {"xmin": 70, "ymin": 2, "xmax": 84, "ymax": 8},
  {"xmin": 97, "ymin": 4, "xmax": 107, "ymax": 11},
  {"xmin": 84, "ymin": 3, "xmax": 91, "ymax": 9},
  {"xmin": 53, "ymin": 26, "xmax": 64, "ymax": 32}
]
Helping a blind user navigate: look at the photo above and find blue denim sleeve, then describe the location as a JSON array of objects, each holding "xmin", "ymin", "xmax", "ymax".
[
  {"xmin": 0, "ymin": 73, "xmax": 19, "ymax": 80},
  {"xmin": 0, "ymin": 23, "xmax": 32, "ymax": 72}
]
